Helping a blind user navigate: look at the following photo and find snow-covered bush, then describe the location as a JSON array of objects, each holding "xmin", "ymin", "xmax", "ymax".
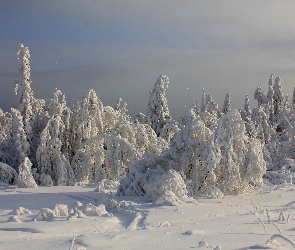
[
  {"xmin": 144, "ymin": 168, "xmax": 195, "ymax": 205},
  {"xmin": 33, "ymin": 208, "xmax": 56, "ymax": 221},
  {"xmin": 52, "ymin": 204, "xmax": 69, "ymax": 216},
  {"xmin": 0, "ymin": 162, "xmax": 18, "ymax": 185},
  {"xmin": 82, "ymin": 203, "xmax": 110, "ymax": 217},
  {"xmin": 8, "ymin": 207, "xmax": 31, "ymax": 215},
  {"xmin": 7, "ymin": 216, "xmax": 22, "ymax": 223}
]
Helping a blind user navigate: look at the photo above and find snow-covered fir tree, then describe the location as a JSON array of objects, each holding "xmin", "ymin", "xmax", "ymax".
[
  {"xmin": 147, "ymin": 75, "xmax": 172, "ymax": 136},
  {"xmin": 222, "ymin": 92, "xmax": 231, "ymax": 114},
  {"xmin": 11, "ymin": 108, "xmax": 30, "ymax": 167},
  {"xmin": 17, "ymin": 157, "xmax": 37, "ymax": 188},
  {"xmin": 14, "ymin": 44, "xmax": 35, "ymax": 141}
]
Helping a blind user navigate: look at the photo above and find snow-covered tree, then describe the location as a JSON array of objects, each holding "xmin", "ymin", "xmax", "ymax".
[
  {"xmin": 11, "ymin": 108, "xmax": 30, "ymax": 166},
  {"xmin": 243, "ymin": 95, "xmax": 251, "ymax": 119},
  {"xmin": 14, "ymin": 44, "xmax": 35, "ymax": 141},
  {"xmin": 70, "ymin": 89, "xmax": 104, "ymax": 161},
  {"xmin": 36, "ymin": 114, "xmax": 75, "ymax": 186},
  {"xmin": 206, "ymin": 94, "xmax": 220, "ymax": 117},
  {"xmin": 213, "ymin": 110, "xmax": 266, "ymax": 195},
  {"xmin": 119, "ymin": 110, "xmax": 266, "ymax": 199},
  {"xmin": 118, "ymin": 118, "xmax": 213, "ymax": 198},
  {"xmin": 0, "ymin": 109, "xmax": 14, "ymax": 167},
  {"xmin": 72, "ymin": 134, "xmax": 139, "ymax": 183},
  {"xmin": 273, "ymin": 76, "xmax": 283, "ymax": 118},
  {"xmin": 251, "ymin": 106, "xmax": 273, "ymax": 144},
  {"xmin": 17, "ymin": 157, "xmax": 37, "ymax": 188},
  {"xmin": 254, "ymin": 86, "xmax": 267, "ymax": 108},
  {"xmin": 71, "ymin": 121, "xmax": 168, "ymax": 183},
  {"xmin": 222, "ymin": 92, "xmax": 231, "ymax": 114},
  {"xmin": 147, "ymin": 75, "xmax": 171, "ymax": 136},
  {"xmin": 201, "ymin": 88, "xmax": 206, "ymax": 113}
]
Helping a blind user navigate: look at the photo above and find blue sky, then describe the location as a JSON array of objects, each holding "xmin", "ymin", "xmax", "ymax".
[{"xmin": 1, "ymin": 1, "xmax": 295, "ymax": 118}]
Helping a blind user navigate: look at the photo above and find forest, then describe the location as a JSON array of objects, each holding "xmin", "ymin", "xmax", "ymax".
[{"xmin": 1, "ymin": 44, "xmax": 295, "ymax": 203}]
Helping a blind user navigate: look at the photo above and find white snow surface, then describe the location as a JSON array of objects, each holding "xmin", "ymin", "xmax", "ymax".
[{"xmin": 1, "ymin": 184, "xmax": 295, "ymax": 249}]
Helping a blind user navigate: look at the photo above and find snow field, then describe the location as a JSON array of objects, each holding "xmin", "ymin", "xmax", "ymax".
[{"xmin": 1, "ymin": 184, "xmax": 295, "ymax": 249}]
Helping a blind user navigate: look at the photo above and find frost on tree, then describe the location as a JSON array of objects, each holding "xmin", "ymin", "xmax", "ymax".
[
  {"xmin": 14, "ymin": 44, "xmax": 35, "ymax": 142},
  {"xmin": 118, "ymin": 118, "xmax": 213, "ymax": 199},
  {"xmin": 17, "ymin": 157, "xmax": 37, "ymax": 188},
  {"xmin": 71, "ymin": 124, "xmax": 168, "ymax": 183},
  {"xmin": 254, "ymin": 86, "xmax": 267, "ymax": 108},
  {"xmin": 11, "ymin": 108, "xmax": 30, "ymax": 167},
  {"xmin": 213, "ymin": 110, "xmax": 266, "ymax": 195},
  {"xmin": 147, "ymin": 75, "xmax": 172, "ymax": 136},
  {"xmin": 222, "ymin": 92, "xmax": 231, "ymax": 114},
  {"xmin": 251, "ymin": 106, "xmax": 273, "ymax": 144},
  {"xmin": 118, "ymin": 110, "xmax": 266, "ymax": 199},
  {"xmin": 72, "ymin": 134, "xmax": 139, "ymax": 183},
  {"xmin": 36, "ymin": 114, "xmax": 75, "ymax": 186},
  {"xmin": 196, "ymin": 90, "xmax": 219, "ymax": 132},
  {"xmin": 273, "ymin": 76, "xmax": 283, "ymax": 119},
  {"xmin": 159, "ymin": 122, "xmax": 180, "ymax": 143},
  {"xmin": 70, "ymin": 89, "xmax": 104, "ymax": 160},
  {"xmin": 144, "ymin": 168, "xmax": 195, "ymax": 205},
  {"xmin": 0, "ymin": 109, "xmax": 14, "ymax": 167}
]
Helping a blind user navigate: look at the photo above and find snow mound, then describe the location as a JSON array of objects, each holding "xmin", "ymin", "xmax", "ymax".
[
  {"xmin": 33, "ymin": 208, "xmax": 56, "ymax": 221},
  {"xmin": 8, "ymin": 206, "xmax": 31, "ymax": 215},
  {"xmin": 52, "ymin": 204, "xmax": 68, "ymax": 216},
  {"xmin": 0, "ymin": 162, "xmax": 18, "ymax": 185},
  {"xmin": 67, "ymin": 213, "xmax": 81, "ymax": 221},
  {"xmin": 94, "ymin": 179, "xmax": 120, "ymax": 192},
  {"xmin": 82, "ymin": 203, "xmax": 111, "ymax": 217},
  {"xmin": 7, "ymin": 215, "xmax": 22, "ymax": 223}
]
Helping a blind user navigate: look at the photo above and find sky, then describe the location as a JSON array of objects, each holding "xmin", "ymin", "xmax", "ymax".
[{"xmin": 1, "ymin": 0, "xmax": 295, "ymax": 118}]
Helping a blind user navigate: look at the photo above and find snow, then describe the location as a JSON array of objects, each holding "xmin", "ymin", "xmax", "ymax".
[{"xmin": 1, "ymin": 184, "xmax": 295, "ymax": 249}]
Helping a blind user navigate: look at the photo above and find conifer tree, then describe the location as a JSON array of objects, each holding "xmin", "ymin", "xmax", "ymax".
[
  {"xmin": 147, "ymin": 75, "xmax": 171, "ymax": 136},
  {"xmin": 11, "ymin": 108, "xmax": 30, "ymax": 166},
  {"xmin": 14, "ymin": 44, "xmax": 35, "ymax": 140},
  {"xmin": 222, "ymin": 92, "xmax": 231, "ymax": 114},
  {"xmin": 273, "ymin": 76, "xmax": 283, "ymax": 118}
]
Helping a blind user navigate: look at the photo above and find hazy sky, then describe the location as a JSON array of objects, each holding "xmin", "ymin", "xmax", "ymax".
[{"xmin": 1, "ymin": 0, "xmax": 295, "ymax": 118}]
